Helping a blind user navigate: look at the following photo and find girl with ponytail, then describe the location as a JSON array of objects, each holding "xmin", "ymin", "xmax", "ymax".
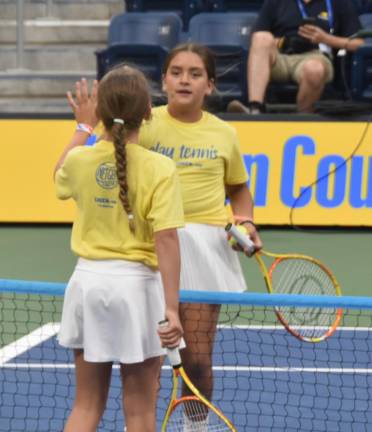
[{"xmin": 54, "ymin": 66, "xmax": 184, "ymax": 432}]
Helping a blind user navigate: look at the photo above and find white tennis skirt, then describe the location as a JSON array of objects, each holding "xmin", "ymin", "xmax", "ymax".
[
  {"xmin": 177, "ymin": 223, "xmax": 247, "ymax": 293},
  {"xmin": 58, "ymin": 258, "xmax": 166, "ymax": 364}
]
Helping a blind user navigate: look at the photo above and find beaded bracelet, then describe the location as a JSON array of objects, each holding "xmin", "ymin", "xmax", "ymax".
[{"xmin": 76, "ymin": 123, "xmax": 93, "ymax": 135}]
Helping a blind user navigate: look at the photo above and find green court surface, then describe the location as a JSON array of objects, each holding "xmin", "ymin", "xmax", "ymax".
[{"xmin": 0, "ymin": 224, "xmax": 371, "ymax": 297}]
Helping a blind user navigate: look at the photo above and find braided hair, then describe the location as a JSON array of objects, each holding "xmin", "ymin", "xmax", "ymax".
[{"xmin": 97, "ymin": 65, "xmax": 151, "ymax": 232}]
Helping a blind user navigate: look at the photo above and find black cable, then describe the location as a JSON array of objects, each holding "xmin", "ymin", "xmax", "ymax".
[
  {"xmin": 289, "ymin": 32, "xmax": 372, "ymax": 232},
  {"xmin": 288, "ymin": 113, "xmax": 372, "ymax": 232}
]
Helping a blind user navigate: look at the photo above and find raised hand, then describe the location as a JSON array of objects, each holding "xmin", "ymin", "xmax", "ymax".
[{"xmin": 67, "ymin": 78, "xmax": 99, "ymax": 128}]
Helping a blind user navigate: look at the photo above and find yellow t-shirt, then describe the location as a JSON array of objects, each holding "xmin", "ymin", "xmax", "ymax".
[
  {"xmin": 139, "ymin": 106, "xmax": 248, "ymax": 226},
  {"xmin": 55, "ymin": 140, "xmax": 184, "ymax": 268}
]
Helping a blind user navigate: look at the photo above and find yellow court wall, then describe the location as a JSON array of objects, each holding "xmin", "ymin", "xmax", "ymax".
[{"xmin": 2, "ymin": 119, "xmax": 371, "ymax": 225}]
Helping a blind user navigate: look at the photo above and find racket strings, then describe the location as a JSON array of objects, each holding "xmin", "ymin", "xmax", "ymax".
[
  {"xmin": 165, "ymin": 399, "xmax": 231, "ymax": 431},
  {"xmin": 271, "ymin": 258, "xmax": 338, "ymax": 339}
]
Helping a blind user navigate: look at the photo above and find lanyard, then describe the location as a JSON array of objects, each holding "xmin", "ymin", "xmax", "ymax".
[{"xmin": 296, "ymin": 0, "xmax": 334, "ymax": 34}]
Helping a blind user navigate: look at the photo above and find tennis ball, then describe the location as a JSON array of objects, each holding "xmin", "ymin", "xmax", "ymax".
[{"xmin": 228, "ymin": 225, "xmax": 247, "ymax": 247}]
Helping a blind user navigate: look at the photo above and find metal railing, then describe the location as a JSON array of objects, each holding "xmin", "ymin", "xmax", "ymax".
[
  {"xmin": 15, "ymin": 0, "xmax": 55, "ymax": 69},
  {"xmin": 16, "ymin": 0, "xmax": 25, "ymax": 69}
]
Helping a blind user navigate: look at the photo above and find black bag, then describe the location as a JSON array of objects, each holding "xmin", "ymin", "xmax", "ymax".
[{"xmin": 280, "ymin": 35, "xmax": 318, "ymax": 55}]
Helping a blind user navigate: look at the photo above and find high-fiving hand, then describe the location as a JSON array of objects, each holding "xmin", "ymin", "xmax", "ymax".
[{"xmin": 67, "ymin": 78, "xmax": 99, "ymax": 129}]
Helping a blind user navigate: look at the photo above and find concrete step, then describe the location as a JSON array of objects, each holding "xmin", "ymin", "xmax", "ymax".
[
  {"xmin": 0, "ymin": 97, "xmax": 72, "ymax": 114},
  {"xmin": 0, "ymin": 93, "xmax": 167, "ymax": 114},
  {"xmin": 0, "ymin": 71, "xmax": 96, "ymax": 97},
  {"xmin": 0, "ymin": 44, "xmax": 105, "ymax": 71},
  {"xmin": 0, "ymin": 0, "xmax": 124, "ymax": 20},
  {"xmin": 0, "ymin": 19, "xmax": 110, "ymax": 44}
]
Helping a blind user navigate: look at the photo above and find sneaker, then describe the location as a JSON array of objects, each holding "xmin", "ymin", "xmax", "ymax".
[
  {"xmin": 226, "ymin": 99, "xmax": 251, "ymax": 114},
  {"xmin": 248, "ymin": 101, "xmax": 266, "ymax": 114}
]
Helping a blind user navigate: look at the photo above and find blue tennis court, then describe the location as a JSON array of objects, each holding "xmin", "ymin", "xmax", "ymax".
[
  {"xmin": 1, "ymin": 225, "xmax": 372, "ymax": 432},
  {"xmin": 1, "ymin": 324, "xmax": 372, "ymax": 432}
]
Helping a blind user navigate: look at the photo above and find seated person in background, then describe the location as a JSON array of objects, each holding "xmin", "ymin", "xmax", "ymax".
[{"xmin": 228, "ymin": 0, "xmax": 364, "ymax": 114}]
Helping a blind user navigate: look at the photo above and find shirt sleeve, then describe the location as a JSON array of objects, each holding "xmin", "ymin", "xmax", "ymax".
[
  {"xmin": 336, "ymin": 0, "xmax": 362, "ymax": 37},
  {"xmin": 252, "ymin": 0, "xmax": 274, "ymax": 33},
  {"xmin": 147, "ymin": 166, "xmax": 185, "ymax": 232},
  {"xmin": 55, "ymin": 164, "xmax": 73, "ymax": 200},
  {"xmin": 138, "ymin": 117, "xmax": 157, "ymax": 150},
  {"xmin": 224, "ymin": 130, "xmax": 249, "ymax": 185},
  {"xmin": 54, "ymin": 147, "xmax": 82, "ymax": 200}
]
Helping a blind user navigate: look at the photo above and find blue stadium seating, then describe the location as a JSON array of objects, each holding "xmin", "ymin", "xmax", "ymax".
[
  {"xmin": 188, "ymin": 11, "xmax": 256, "ymax": 47},
  {"xmin": 350, "ymin": 14, "xmax": 372, "ymax": 100},
  {"xmin": 357, "ymin": 0, "xmax": 372, "ymax": 13},
  {"xmin": 188, "ymin": 12, "xmax": 258, "ymax": 106},
  {"xmin": 208, "ymin": 0, "xmax": 263, "ymax": 12},
  {"xmin": 96, "ymin": 12, "xmax": 182, "ymax": 85},
  {"xmin": 108, "ymin": 2, "xmax": 372, "ymax": 107},
  {"xmin": 351, "ymin": 47, "xmax": 372, "ymax": 99},
  {"xmin": 124, "ymin": 0, "xmax": 205, "ymax": 30},
  {"xmin": 360, "ymin": 12, "xmax": 372, "ymax": 28}
]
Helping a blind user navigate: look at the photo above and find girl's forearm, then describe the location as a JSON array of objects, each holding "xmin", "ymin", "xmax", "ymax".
[
  {"xmin": 54, "ymin": 130, "xmax": 90, "ymax": 177},
  {"xmin": 154, "ymin": 228, "xmax": 181, "ymax": 315}
]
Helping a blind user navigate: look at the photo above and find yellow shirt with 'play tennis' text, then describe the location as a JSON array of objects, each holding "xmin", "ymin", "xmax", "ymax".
[
  {"xmin": 55, "ymin": 140, "xmax": 184, "ymax": 268},
  {"xmin": 139, "ymin": 106, "xmax": 248, "ymax": 226}
]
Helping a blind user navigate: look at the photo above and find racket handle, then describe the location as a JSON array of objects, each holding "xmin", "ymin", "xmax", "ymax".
[
  {"xmin": 225, "ymin": 223, "xmax": 256, "ymax": 255},
  {"xmin": 158, "ymin": 320, "xmax": 182, "ymax": 367},
  {"xmin": 166, "ymin": 347, "xmax": 182, "ymax": 367}
]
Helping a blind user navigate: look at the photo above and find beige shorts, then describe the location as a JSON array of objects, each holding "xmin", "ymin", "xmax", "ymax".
[{"xmin": 271, "ymin": 50, "xmax": 334, "ymax": 83}]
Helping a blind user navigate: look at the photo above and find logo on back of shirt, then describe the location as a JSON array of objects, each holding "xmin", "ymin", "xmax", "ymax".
[{"xmin": 95, "ymin": 162, "xmax": 118, "ymax": 189}]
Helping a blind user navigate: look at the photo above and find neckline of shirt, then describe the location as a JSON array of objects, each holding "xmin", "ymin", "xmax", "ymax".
[{"xmin": 163, "ymin": 105, "xmax": 208, "ymax": 128}]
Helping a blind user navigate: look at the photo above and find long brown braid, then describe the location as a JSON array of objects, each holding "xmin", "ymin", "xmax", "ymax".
[{"xmin": 96, "ymin": 65, "xmax": 151, "ymax": 232}]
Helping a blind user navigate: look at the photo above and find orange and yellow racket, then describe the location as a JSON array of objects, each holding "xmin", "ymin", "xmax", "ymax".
[
  {"xmin": 160, "ymin": 323, "xmax": 236, "ymax": 431},
  {"xmin": 225, "ymin": 223, "xmax": 342, "ymax": 343}
]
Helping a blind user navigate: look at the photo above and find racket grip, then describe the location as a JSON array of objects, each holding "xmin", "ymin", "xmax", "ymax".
[
  {"xmin": 225, "ymin": 223, "xmax": 256, "ymax": 254},
  {"xmin": 166, "ymin": 347, "xmax": 182, "ymax": 367},
  {"xmin": 158, "ymin": 320, "xmax": 183, "ymax": 367}
]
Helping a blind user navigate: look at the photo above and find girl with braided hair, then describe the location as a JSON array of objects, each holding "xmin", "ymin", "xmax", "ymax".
[{"xmin": 54, "ymin": 66, "xmax": 184, "ymax": 432}]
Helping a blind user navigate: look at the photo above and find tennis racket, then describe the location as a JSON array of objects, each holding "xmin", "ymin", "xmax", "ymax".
[
  {"xmin": 160, "ymin": 323, "xmax": 236, "ymax": 432},
  {"xmin": 225, "ymin": 223, "xmax": 342, "ymax": 343}
]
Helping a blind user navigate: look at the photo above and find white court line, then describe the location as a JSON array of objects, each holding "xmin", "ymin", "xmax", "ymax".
[
  {"xmin": 2, "ymin": 363, "xmax": 372, "ymax": 374},
  {"xmin": 1, "ymin": 323, "xmax": 371, "ymax": 373},
  {"xmin": 0, "ymin": 323, "xmax": 60, "ymax": 366},
  {"xmin": 218, "ymin": 325, "xmax": 372, "ymax": 331}
]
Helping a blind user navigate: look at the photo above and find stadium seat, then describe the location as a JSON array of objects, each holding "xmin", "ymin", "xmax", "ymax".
[
  {"xmin": 106, "ymin": 11, "xmax": 182, "ymax": 47},
  {"xmin": 349, "ymin": 13, "xmax": 372, "ymax": 100},
  {"xmin": 124, "ymin": 0, "xmax": 205, "ymax": 30},
  {"xmin": 360, "ymin": 12, "xmax": 372, "ymax": 28},
  {"xmin": 188, "ymin": 12, "xmax": 258, "ymax": 108},
  {"xmin": 96, "ymin": 12, "xmax": 182, "ymax": 92},
  {"xmin": 357, "ymin": 0, "xmax": 372, "ymax": 13},
  {"xmin": 207, "ymin": 0, "xmax": 263, "ymax": 12}
]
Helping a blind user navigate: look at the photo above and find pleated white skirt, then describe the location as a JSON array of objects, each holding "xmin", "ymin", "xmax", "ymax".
[
  {"xmin": 177, "ymin": 224, "xmax": 247, "ymax": 293},
  {"xmin": 58, "ymin": 258, "xmax": 166, "ymax": 363}
]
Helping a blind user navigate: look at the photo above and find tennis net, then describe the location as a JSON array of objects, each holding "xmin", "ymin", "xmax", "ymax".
[{"xmin": 1, "ymin": 279, "xmax": 372, "ymax": 431}]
